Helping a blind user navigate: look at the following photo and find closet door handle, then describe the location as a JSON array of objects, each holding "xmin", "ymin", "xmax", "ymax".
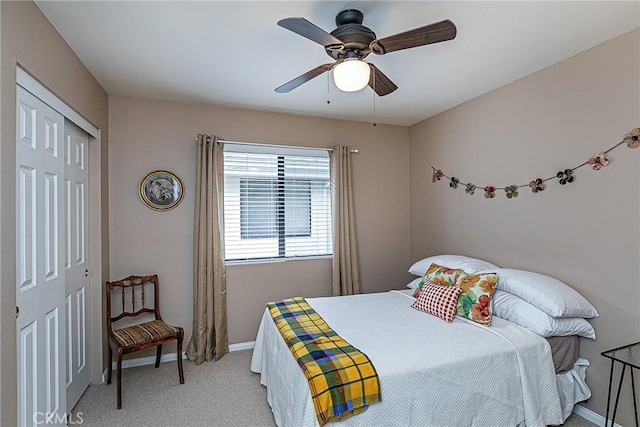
[{"xmin": 16, "ymin": 306, "xmax": 19, "ymax": 319}]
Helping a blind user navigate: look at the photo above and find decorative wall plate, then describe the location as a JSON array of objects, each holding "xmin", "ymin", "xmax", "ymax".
[{"xmin": 139, "ymin": 170, "xmax": 184, "ymax": 211}]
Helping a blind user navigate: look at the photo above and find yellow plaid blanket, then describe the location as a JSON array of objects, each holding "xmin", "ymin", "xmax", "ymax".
[{"xmin": 267, "ymin": 297, "xmax": 381, "ymax": 425}]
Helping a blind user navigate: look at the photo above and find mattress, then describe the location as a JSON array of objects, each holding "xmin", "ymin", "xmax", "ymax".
[
  {"xmin": 546, "ymin": 335, "xmax": 580, "ymax": 374},
  {"xmin": 251, "ymin": 290, "xmax": 564, "ymax": 427}
]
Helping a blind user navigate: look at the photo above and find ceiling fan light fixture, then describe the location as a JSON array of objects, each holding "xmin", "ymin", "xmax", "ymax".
[{"xmin": 333, "ymin": 59, "xmax": 370, "ymax": 92}]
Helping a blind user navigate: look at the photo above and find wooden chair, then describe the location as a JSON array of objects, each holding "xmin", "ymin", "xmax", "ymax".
[{"xmin": 106, "ymin": 274, "xmax": 185, "ymax": 409}]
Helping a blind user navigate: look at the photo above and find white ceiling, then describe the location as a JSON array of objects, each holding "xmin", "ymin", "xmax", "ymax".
[{"xmin": 36, "ymin": 1, "xmax": 639, "ymax": 127}]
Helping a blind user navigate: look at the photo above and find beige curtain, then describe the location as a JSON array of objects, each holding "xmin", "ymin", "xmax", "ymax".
[
  {"xmin": 186, "ymin": 134, "xmax": 228, "ymax": 364},
  {"xmin": 330, "ymin": 145, "xmax": 361, "ymax": 296}
]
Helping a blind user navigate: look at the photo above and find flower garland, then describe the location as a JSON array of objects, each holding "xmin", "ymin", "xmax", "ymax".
[{"xmin": 431, "ymin": 128, "xmax": 639, "ymax": 199}]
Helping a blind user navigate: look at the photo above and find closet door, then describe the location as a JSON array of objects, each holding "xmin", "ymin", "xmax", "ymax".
[
  {"xmin": 64, "ymin": 120, "xmax": 90, "ymax": 410},
  {"xmin": 16, "ymin": 86, "xmax": 67, "ymax": 426}
]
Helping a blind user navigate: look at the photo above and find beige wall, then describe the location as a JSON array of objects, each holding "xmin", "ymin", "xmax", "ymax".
[
  {"xmin": 409, "ymin": 29, "xmax": 640, "ymax": 425},
  {"xmin": 108, "ymin": 95, "xmax": 411, "ymax": 346},
  {"xmin": 0, "ymin": 2, "xmax": 109, "ymax": 425}
]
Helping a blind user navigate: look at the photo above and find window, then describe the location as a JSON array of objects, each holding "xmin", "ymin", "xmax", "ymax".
[
  {"xmin": 239, "ymin": 179, "xmax": 311, "ymax": 239},
  {"xmin": 224, "ymin": 143, "xmax": 332, "ymax": 262}
]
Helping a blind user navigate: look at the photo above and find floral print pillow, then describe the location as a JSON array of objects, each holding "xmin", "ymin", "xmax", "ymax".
[
  {"xmin": 455, "ymin": 272, "xmax": 499, "ymax": 326},
  {"xmin": 419, "ymin": 263, "xmax": 464, "ymax": 288}
]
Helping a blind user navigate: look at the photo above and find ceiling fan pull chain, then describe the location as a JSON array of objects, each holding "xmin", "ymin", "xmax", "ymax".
[
  {"xmin": 327, "ymin": 70, "xmax": 331, "ymax": 104},
  {"xmin": 372, "ymin": 66, "xmax": 377, "ymax": 127}
]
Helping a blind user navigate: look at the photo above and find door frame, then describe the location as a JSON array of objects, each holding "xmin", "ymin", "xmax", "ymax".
[{"xmin": 16, "ymin": 66, "xmax": 105, "ymax": 389}]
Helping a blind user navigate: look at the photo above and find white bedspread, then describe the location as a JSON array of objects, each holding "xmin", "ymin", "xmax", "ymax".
[{"xmin": 251, "ymin": 290, "xmax": 563, "ymax": 427}]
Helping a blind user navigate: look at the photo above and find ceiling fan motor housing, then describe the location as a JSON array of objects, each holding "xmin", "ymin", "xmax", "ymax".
[
  {"xmin": 335, "ymin": 9, "xmax": 363, "ymax": 26},
  {"xmin": 326, "ymin": 9, "xmax": 376, "ymax": 60}
]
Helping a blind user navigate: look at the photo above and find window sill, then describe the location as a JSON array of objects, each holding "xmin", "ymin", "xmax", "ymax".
[{"xmin": 225, "ymin": 255, "xmax": 332, "ymax": 266}]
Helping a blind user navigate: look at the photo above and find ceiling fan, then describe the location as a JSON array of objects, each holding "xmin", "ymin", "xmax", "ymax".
[{"xmin": 275, "ymin": 9, "xmax": 457, "ymax": 96}]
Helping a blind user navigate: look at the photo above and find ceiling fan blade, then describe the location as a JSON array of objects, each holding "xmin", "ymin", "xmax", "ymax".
[
  {"xmin": 368, "ymin": 64, "xmax": 398, "ymax": 96},
  {"xmin": 275, "ymin": 63, "xmax": 333, "ymax": 93},
  {"xmin": 372, "ymin": 19, "xmax": 457, "ymax": 54},
  {"xmin": 278, "ymin": 17, "xmax": 344, "ymax": 48}
]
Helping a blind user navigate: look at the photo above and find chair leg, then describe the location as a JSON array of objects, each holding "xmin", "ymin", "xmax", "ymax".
[
  {"xmin": 155, "ymin": 344, "xmax": 162, "ymax": 368},
  {"xmin": 116, "ymin": 350, "xmax": 123, "ymax": 409},
  {"xmin": 177, "ymin": 331, "xmax": 185, "ymax": 384},
  {"xmin": 107, "ymin": 345, "xmax": 113, "ymax": 385}
]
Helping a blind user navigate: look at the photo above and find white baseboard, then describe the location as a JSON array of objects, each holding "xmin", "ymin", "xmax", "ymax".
[
  {"xmin": 229, "ymin": 341, "xmax": 255, "ymax": 352},
  {"xmin": 113, "ymin": 352, "xmax": 186, "ymax": 370},
  {"xmin": 102, "ymin": 351, "xmax": 187, "ymax": 382},
  {"xmin": 99, "ymin": 342, "xmax": 256, "ymax": 383},
  {"xmin": 573, "ymin": 403, "xmax": 623, "ymax": 427},
  {"xmin": 100, "ymin": 352, "xmax": 186, "ymax": 383}
]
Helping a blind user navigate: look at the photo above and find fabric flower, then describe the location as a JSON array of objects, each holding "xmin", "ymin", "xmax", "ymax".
[
  {"xmin": 432, "ymin": 169, "xmax": 444, "ymax": 182},
  {"xmin": 588, "ymin": 152, "xmax": 609, "ymax": 170},
  {"xmin": 623, "ymin": 128, "xmax": 640, "ymax": 149},
  {"xmin": 440, "ymin": 266, "xmax": 460, "ymax": 276},
  {"xmin": 465, "ymin": 183, "xmax": 476, "ymax": 195},
  {"xmin": 557, "ymin": 169, "xmax": 574, "ymax": 185},
  {"xmin": 484, "ymin": 186, "xmax": 495, "ymax": 199},
  {"xmin": 449, "ymin": 177, "xmax": 459, "ymax": 189},
  {"xmin": 529, "ymin": 178, "xmax": 545, "ymax": 193},
  {"xmin": 479, "ymin": 279, "xmax": 497, "ymax": 294},
  {"xmin": 470, "ymin": 295, "xmax": 491, "ymax": 324},
  {"xmin": 505, "ymin": 185, "xmax": 518, "ymax": 199},
  {"xmin": 457, "ymin": 275, "xmax": 480, "ymax": 293}
]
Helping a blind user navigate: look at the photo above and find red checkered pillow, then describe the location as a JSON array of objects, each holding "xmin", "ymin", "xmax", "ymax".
[{"xmin": 411, "ymin": 281, "xmax": 463, "ymax": 323}]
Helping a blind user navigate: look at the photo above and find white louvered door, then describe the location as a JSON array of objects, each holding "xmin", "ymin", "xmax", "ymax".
[
  {"xmin": 16, "ymin": 86, "xmax": 67, "ymax": 426},
  {"xmin": 64, "ymin": 120, "xmax": 90, "ymax": 411}
]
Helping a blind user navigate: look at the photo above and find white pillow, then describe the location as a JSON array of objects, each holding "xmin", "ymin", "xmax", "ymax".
[
  {"xmin": 407, "ymin": 277, "xmax": 423, "ymax": 289},
  {"xmin": 408, "ymin": 255, "xmax": 499, "ymax": 276},
  {"xmin": 487, "ymin": 268, "xmax": 598, "ymax": 319},
  {"xmin": 492, "ymin": 290, "xmax": 596, "ymax": 339}
]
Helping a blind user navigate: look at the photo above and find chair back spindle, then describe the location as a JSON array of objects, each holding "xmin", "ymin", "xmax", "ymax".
[{"xmin": 107, "ymin": 274, "xmax": 162, "ymax": 326}]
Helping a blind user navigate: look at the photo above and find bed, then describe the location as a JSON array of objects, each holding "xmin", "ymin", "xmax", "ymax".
[
  {"xmin": 251, "ymin": 288, "xmax": 591, "ymax": 427},
  {"xmin": 251, "ymin": 255, "xmax": 598, "ymax": 427}
]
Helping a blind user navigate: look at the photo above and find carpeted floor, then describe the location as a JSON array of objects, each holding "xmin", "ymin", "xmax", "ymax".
[{"xmin": 72, "ymin": 349, "xmax": 597, "ymax": 427}]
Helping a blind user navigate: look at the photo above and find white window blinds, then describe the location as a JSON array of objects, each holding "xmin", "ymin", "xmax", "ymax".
[{"xmin": 223, "ymin": 143, "xmax": 332, "ymax": 262}]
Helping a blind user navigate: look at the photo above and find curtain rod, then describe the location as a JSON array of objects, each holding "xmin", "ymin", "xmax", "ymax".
[{"xmin": 195, "ymin": 136, "xmax": 358, "ymax": 154}]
